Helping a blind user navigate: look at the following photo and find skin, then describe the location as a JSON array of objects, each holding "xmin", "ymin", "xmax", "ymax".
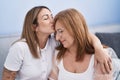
[
  {"xmin": 2, "ymin": 68, "xmax": 17, "ymax": 80},
  {"xmin": 35, "ymin": 8, "xmax": 54, "ymax": 48}
]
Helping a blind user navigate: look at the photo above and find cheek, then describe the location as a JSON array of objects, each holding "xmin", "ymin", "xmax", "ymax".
[
  {"xmin": 70, "ymin": 39, "xmax": 74, "ymax": 45},
  {"xmin": 39, "ymin": 21, "xmax": 49, "ymax": 27},
  {"xmin": 36, "ymin": 26, "xmax": 45, "ymax": 32},
  {"xmin": 68, "ymin": 36, "xmax": 74, "ymax": 44}
]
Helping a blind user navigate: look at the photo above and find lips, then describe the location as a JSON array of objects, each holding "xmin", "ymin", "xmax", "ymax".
[{"xmin": 61, "ymin": 40, "xmax": 65, "ymax": 44}]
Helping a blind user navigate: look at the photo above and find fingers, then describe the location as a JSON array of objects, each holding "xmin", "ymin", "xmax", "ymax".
[
  {"xmin": 104, "ymin": 60, "xmax": 111, "ymax": 73},
  {"xmin": 94, "ymin": 48, "xmax": 113, "ymax": 74},
  {"xmin": 100, "ymin": 63, "xmax": 106, "ymax": 74},
  {"xmin": 108, "ymin": 58, "xmax": 112, "ymax": 71},
  {"xmin": 94, "ymin": 58, "xmax": 98, "ymax": 67},
  {"xmin": 106, "ymin": 57, "xmax": 112, "ymax": 72},
  {"xmin": 100, "ymin": 59, "xmax": 112, "ymax": 74}
]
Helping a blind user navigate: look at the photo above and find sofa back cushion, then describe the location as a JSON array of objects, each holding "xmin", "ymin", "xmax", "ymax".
[
  {"xmin": 95, "ymin": 33, "xmax": 120, "ymax": 58},
  {"xmin": 0, "ymin": 35, "xmax": 20, "ymax": 79}
]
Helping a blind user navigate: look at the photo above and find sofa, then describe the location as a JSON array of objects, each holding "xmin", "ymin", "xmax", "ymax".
[
  {"xmin": 0, "ymin": 32, "xmax": 120, "ymax": 79},
  {"xmin": 95, "ymin": 32, "xmax": 120, "ymax": 58},
  {"xmin": 0, "ymin": 35, "xmax": 20, "ymax": 79}
]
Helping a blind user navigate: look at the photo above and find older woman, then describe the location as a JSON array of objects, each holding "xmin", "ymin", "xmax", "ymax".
[{"xmin": 49, "ymin": 8, "xmax": 120, "ymax": 80}]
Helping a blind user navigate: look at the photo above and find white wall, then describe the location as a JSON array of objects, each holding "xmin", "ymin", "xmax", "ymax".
[{"xmin": 0, "ymin": 0, "xmax": 120, "ymax": 35}]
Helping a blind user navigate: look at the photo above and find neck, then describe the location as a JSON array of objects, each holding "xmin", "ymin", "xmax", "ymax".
[
  {"xmin": 66, "ymin": 45, "xmax": 77, "ymax": 56},
  {"xmin": 37, "ymin": 33, "xmax": 50, "ymax": 49}
]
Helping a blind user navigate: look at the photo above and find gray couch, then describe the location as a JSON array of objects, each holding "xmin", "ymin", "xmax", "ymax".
[
  {"xmin": 95, "ymin": 33, "xmax": 120, "ymax": 58},
  {"xmin": 0, "ymin": 35, "xmax": 20, "ymax": 79}
]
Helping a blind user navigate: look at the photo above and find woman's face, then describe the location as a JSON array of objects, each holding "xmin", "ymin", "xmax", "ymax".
[
  {"xmin": 55, "ymin": 21, "xmax": 75, "ymax": 49},
  {"xmin": 35, "ymin": 8, "xmax": 54, "ymax": 35}
]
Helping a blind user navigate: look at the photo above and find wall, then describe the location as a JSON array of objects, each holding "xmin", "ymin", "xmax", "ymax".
[{"xmin": 0, "ymin": 0, "xmax": 120, "ymax": 35}]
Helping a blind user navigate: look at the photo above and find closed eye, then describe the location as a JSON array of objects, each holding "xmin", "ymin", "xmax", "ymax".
[
  {"xmin": 42, "ymin": 14, "xmax": 53, "ymax": 20},
  {"xmin": 43, "ymin": 15, "xmax": 49, "ymax": 20},
  {"xmin": 58, "ymin": 29, "xmax": 63, "ymax": 33},
  {"xmin": 55, "ymin": 28, "xmax": 64, "ymax": 36}
]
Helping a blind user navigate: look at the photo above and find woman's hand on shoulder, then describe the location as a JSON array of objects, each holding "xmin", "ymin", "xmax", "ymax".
[{"xmin": 94, "ymin": 48, "xmax": 112, "ymax": 74}]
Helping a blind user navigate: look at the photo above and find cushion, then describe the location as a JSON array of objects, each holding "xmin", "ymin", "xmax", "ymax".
[{"xmin": 95, "ymin": 33, "xmax": 120, "ymax": 58}]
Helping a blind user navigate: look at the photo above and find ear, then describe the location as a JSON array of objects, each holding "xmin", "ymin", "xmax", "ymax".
[
  {"xmin": 35, "ymin": 27, "xmax": 39, "ymax": 32},
  {"xmin": 32, "ymin": 24, "xmax": 37, "ymax": 31}
]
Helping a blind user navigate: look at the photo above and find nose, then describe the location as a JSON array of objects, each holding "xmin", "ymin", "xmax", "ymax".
[
  {"xmin": 50, "ymin": 17, "xmax": 54, "ymax": 23},
  {"xmin": 55, "ymin": 33, "xmax": 61, "ymax": 41}
]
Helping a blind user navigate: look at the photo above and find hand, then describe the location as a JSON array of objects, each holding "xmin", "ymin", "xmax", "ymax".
[{"xmin": 94, "ymin": 49, "xmax": 112, "ymax": 74}]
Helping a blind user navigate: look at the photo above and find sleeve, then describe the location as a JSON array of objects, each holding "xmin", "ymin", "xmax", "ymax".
[
  {"xmin": 106, "ymin": 47, "xmax": 120, "ymax": 80},
  {"xmin": 107, "ymin": 47, "xmax": 118, "ymax": 58},
  {"xmin": 112, "ymin": 59, "xmax": 120, "ymax": 80},
  {"xmin": 4, "ymin": 42, "xmax": 25, "ymax": 71}
]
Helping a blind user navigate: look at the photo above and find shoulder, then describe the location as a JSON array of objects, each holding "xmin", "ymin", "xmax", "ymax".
[
  {"xmin": 112, "ymin": 58, "xmax": 120, "ymax": 70},
  {"xmin": 104, "ymin": 47, "xmax": 118, "ymax": 58},
  {"xmin": 9, "ymin": 39, "xmax": 29, "ymax": 56},
  {"xmin": 104, "ymin": 48, "xmax": 120, "ymax": 71},
  {"xmin": 112, "ymin": 58, "xmax": 120, "ymax": 80},
  {"xmin": 11, "ymin": 39, "xmax": 28, "ymax": 49},
  {"xmin": 4, "ymin": 40, "xmax": 28, "ymax": 71}
]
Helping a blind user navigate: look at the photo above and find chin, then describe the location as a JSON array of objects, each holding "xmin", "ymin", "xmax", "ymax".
[{"xmin": 63, "ymin": 45, "xmax": 68, "ymax": 48}]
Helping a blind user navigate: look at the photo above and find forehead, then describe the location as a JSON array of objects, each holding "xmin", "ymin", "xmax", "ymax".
[
  {"xmin": 55, "ymin": 21, "xmax": 64, "ymax": 30},
  {"xmin": 38, "ymin": 8, "xmax": 52, "ymax": 16}
]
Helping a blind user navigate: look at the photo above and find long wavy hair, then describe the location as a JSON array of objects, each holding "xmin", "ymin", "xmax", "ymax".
[{"xmin": 54, "ymin": 8, "xmax": 94, "ymax": 61}]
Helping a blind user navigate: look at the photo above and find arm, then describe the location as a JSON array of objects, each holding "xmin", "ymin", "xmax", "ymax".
[
  {"xmin": 2, "ymin": 67, "xmax": 17, "ymax": 80},
  {"xmin": 89, "ymin": 32, "xmax": 112, "ymax": 74},
  {"xmin": 49, "ymin": 67, "xmax": 58, "ymax": 80},
  {"xmin": 2, "ymin": 42, "xmax": 24, "ymax": 80},
  {"xmin": 94, "ymin": 63, "xmax": 113, "ymax": 80},
  {"xmin": 49, "ymin": 51, "xmax": 59, "ymax": 80}
]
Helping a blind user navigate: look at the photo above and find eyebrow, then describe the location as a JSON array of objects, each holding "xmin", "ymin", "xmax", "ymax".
[
  {"xmin": 41, "ymin": 14, "xmax": 48, "ymax": 18},
  {"xmin": 41, "ymin": 14, "xmax": 53, "ymax": 18}
]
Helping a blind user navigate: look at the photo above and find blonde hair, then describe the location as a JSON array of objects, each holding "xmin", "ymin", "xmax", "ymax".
[
  {"xmin": 54, "ymin": 8, "xmax": 94, "ymax": 61},
  {"xmin": 20, "ymin": 6, "xmax": 51, "ymax": 58}
]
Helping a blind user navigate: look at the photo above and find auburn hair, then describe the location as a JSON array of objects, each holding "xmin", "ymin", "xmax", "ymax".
[{"xmin": 54, "ymin": 8, "xmax": 94, "ymax": 61}]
